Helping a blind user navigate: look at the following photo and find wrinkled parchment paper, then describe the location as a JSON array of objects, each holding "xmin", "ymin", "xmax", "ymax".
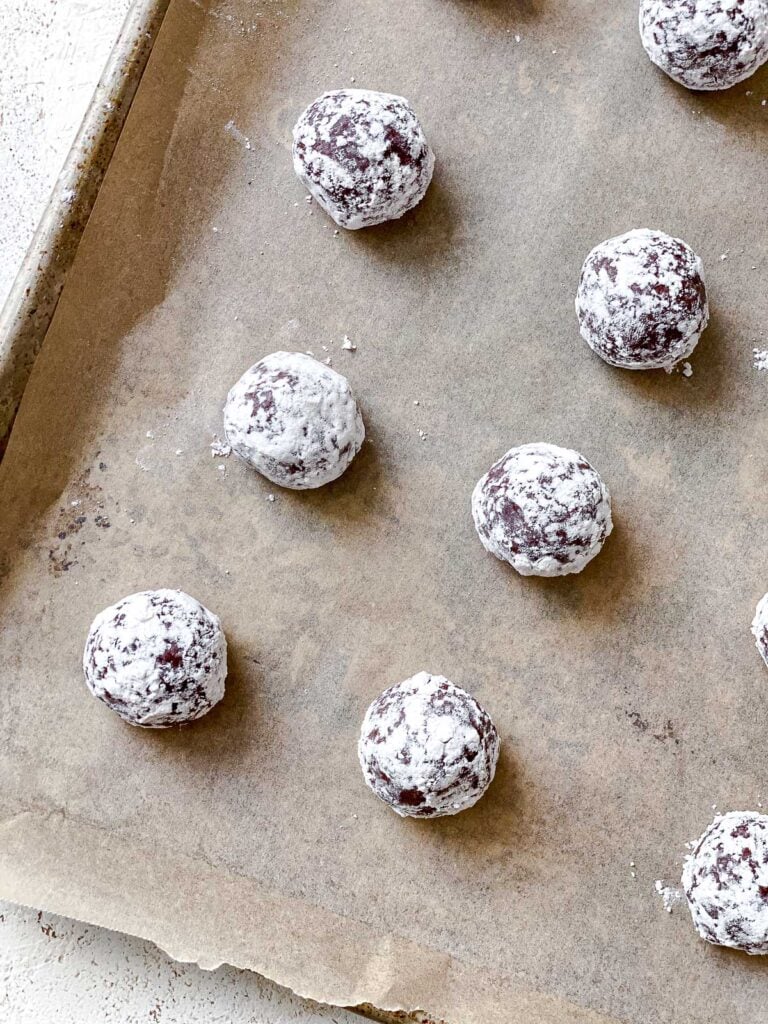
[{"xmin": 2, "ymin": 2, "xmax": 768, "ymax": 1021}]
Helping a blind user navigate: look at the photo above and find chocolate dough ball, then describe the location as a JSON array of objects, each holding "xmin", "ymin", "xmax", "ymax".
[
  {"xmin": 223, "ymin": 351, "xmax": 365, "ymax": 489},
  {"xmin": 358, "ymin": 672, "xmax": 500, "ymax": 818},
  {"xmin": 751, "ymin": 592, "xmax": 768, "ymax": 666},
  {"xmin": 83, "ymin": 589, "xmax": 227, "ymax": 727},
  {"xmin": 575, "ymin": 228, "xmax": 708, "ymax": 370},
  {"xmin": 472, "ymin": 442, "xmax": 612, "ymax": 577},
  {"xmin": 292, "ymin": 89, "xmax": 435, "ymax": 229},
  {"xmin": 640, "ymin": 0, "xmax": 768, "ymax": 91},
  {"xmin": 682, "ymin": 811, "xmax": 768, "ymax": 953}
]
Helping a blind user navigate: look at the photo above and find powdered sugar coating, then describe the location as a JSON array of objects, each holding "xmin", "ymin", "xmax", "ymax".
[
  {"xmin": 682, "ymin": 811, "xmax": 768, "ymax": 953},
  {"xmin": 358, "ymin": 672, "xmax": 499, "ymax": 818},
  {"xmin": 223, "ymin": 351, "xmax": 365, "ymax": 489},
  {"xmin": 83, "ymin": 589, "xmax": 227, "ymax": 728},
  {"xmin": 750, "ymin": 592, "xmax": 768, "ymax": 666},
  {"xmin": 292, "ymin": 89, "xmax": 435, "ymax": 230},
  {"xmin": 472, "ymin": 443, "xmax": 612, "ymax": 577},
  {"xmin": 576, "ymin": 228, "xmax": 708, "ymax": 370},
  {"xmin": 640, "ymin": 0, "xmax": 768, "ymax": 91}
]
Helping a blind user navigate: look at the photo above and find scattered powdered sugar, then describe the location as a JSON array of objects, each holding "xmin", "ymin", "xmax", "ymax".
[
  {"xmin": 640, "ymin": 0, "xmax": 768, "ymax": 91},
  {"xmin": 223, "ymin": 351, "xmax": 365, "ymax": 489},
  {"xmin": 754, "ymin": 348, "xmax": 768, "ymax": 371},
  {"xmin": 224, "ymin": 119, "xmax": 252, "ymax": 151},
  {"xmin": 471, "ymin": 442, "xmax": 613, "ymax": 577},
  {"xmin": 210, "ymin": 438, "xmax": 232, "ymax": 458},
  {"xmin": 576, "ymin": 228, "xmax": 708, "ymax": 370},
  {"xmin": 135, "ymin": 444, "xmax": 157, "ymax": 472},
  {"xmin": 358, "ymin": 672, "xmax": 499, "ymax": 818},
  {"xmin": 682, "ymin": 811, "xmax": 768, "ymax": 953},
  {"xmin": 292, "ymin": 89, "xmax": 434, "ymax": 229},
  {"xmin": 655, "ymin": 879, "xmax": 684, "ymax": 913},
  {"xmin": 83, "ymin": 589, "xmax": 227, "ymax": 728}
]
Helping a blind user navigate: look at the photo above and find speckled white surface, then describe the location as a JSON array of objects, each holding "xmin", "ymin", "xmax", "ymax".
[
  {"xmin": 0, "ymin": 0, "xmax": 132, "ymax": 312},
  {"xmin": 0, "ymin": 903, "xmax": 364, "ymax": 1023}
]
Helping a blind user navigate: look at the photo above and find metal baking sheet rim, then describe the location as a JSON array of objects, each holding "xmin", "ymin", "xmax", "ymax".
[{"xmin": 0, "ymin": 0, "xmax": 171, "ymax": 455}]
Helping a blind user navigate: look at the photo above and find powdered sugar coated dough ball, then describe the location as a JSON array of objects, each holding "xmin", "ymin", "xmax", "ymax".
[
  {"xmin": 223, "ymin": 351, "xmax": 365, "ymax": 489},
  {"xmin": 682, "ymin": 811, "xmax": 768, "ymax": 953},
  {"xmin": 358, "ymin": 672, "xmax": 500, "ymax": 818},
  {"xmin": 640, "ymin": 0, "xmax": 768, "ymax": 91},
  {"xmin": 292, "ymin": 89, "xmax": 435, "ymax": 229},
  {"xmin": 83, "ymin": 589, "xmax": 227, "ymax": 728},
  {"xmin": 576, "ymin": 229, "xmax": 708, "ymax": 370},
  {"xmin": 472, "ymin": 443, "xmax": 613, "ymax": 577},
  {"xmin": 750, "ymin": 592, "xmax": 768, "ymax": 666}
]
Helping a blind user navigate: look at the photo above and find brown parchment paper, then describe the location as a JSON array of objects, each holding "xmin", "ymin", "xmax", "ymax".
[{"xmin": 2, "ymin": 1, "xmax": 768, "ymax": 1021}]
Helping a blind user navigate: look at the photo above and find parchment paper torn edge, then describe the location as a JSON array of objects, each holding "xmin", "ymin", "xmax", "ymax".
[{"xmin": 0, "ymin": 806, "xmax": 621, "ymax": 1024}]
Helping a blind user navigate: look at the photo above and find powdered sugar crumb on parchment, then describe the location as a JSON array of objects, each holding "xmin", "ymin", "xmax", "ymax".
[
  {"xmin": 224, "ymin": 119, "xmax": 253, "ymax": 151},
  {"xmin": 754, "ymin": 348, "xmax": 768, "ymax": 371},
  {"xmin": 211, "ymin": 438, "xmax": 232, "ymax": 458},
  {"xmin": 655, "ymin": 880, "xmax": 684, "ymax": 913}
]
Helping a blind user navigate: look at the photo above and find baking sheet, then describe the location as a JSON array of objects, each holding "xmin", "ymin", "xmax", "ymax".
[
  {"xmin": 0, "ymin": 0, "xmax": 170, "ymax": 454},
  {"xmin": 2, "ymin": 1, "xmax": 768, "ymax": 1021}
]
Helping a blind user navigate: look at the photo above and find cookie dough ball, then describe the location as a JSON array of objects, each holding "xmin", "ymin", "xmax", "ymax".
[
  {"xmin": 472, "ymin": 443, "xmax": 612, "ymax": 577},
  {"xmin": 576, "ymin": 228, "xmax": 708, "ymax": 370},
  {"xmin": 292, "ymin": 89, "xmax": 435, "ymax": 229},
  {"xmin": 682, "ymin": 811, "xmax": 768, "ymax": 953},
  {"xmin": 358, "ymin": 672, "xmax": 500, "ymax": 818},
  {"xmin": 750, "ymin": 592, "xmax": 768, "ymax": 666},
  {"xmin": 640, "ymin": 0, "xmax": 768, "ymax": 91},
  {"xmin": 224, "ymin": 351, "xmax": 365, "ymax": 489},
  {"xmin": 83, "ymin": 589, "xmax": 227, "ymax": 728}
]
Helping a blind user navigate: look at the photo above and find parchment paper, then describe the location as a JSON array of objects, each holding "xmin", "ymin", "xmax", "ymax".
[{"xmin": 2, "ymin": 1, "xmax": 768, "ymax": 1021}]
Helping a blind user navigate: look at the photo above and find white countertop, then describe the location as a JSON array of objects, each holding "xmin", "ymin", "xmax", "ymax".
[{"xmin": 0, "ymin": 902, "xmax": 362, "ymax": 1023}]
